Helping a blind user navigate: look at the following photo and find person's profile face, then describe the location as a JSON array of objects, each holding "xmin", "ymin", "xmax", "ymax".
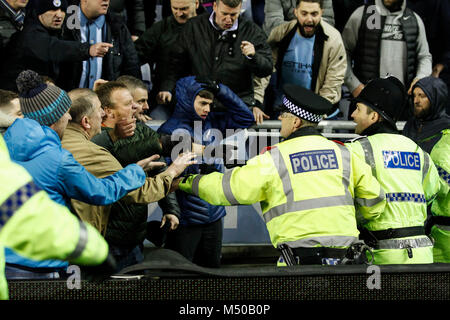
[
  {"xmin": 413, "ymin": 87, "xmax": 431, "ymax": 119},
  {"xmin": 193, "ymin": 95, "xmax": 213, "ymax": 120},
  {"xmin": 351, "ymin": 102, "xmax": 375, "ymax": 135}
]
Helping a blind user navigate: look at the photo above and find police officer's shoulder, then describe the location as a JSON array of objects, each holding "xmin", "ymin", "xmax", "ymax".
[{"xmin": 345, "ymin": 135, "xmax": 367, "ymax": 144}]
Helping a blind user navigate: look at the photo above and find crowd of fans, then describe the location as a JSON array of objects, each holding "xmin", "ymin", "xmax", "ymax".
[{"xmin": 0, "ymin": 0, "xmax": 449, "ymax": 299}]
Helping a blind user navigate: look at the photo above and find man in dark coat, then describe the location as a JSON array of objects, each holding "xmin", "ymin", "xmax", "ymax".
[
  {"xmin": 0, "ymin": 0, "xmax": 28, "ymax": 53},
  {"xmin": 159, "ymin": 0, "xmax": 272, "ymax": 123},
  {"xmin": 403, "ymin": 76, "xmax": 450, "ymax": 153},
  {"xmin": 0, "ymin": 0, "xmax": 110, "ymax": 91},
  {"xmin": 58, "ymin": 0, "xmax": 141, "ymax": 91}
]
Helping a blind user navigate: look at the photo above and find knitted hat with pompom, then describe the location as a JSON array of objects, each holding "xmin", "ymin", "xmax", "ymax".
[{"xmin": 16, "ymin": 70, "xmax": 71, "ymax": 126}]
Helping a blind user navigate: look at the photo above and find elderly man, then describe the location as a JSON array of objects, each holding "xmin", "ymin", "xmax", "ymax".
[
  {"xmin": 58, "ymin": 0, "xmax": 141, "ymax": 90},
  {"xmin": 0, "ymin": 0, "xmax": 111, "ymax": 91},
  {"xmin": 61, "ymin": 87, "xmax": 194, "ymax": 271}
]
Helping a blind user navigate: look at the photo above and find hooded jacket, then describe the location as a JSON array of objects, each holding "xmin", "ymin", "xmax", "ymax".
[
  {"xmin": 3, "ymin": 118, "xmax": 146, "ymax": 270},
  {"xmin": 158, "ymin": 76, "xmax": 254, "ymax": 225},
  {"xmin": 403, "ymin": 76, "xmax": 450, "ymax": 153}
]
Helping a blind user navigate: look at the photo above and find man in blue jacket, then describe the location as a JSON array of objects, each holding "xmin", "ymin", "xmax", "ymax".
[
  {"xmin": 2, "ymin": 70, "xmax": 173, "ymax": 279},
  {"xmin": 158, "ymin": 76, "xmax": 255, "ymax": 267}
]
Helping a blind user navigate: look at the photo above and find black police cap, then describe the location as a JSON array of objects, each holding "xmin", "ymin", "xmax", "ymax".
[
  {"xmin": 353, "ymin": 76, "xmax": 407, "ymax": 127},
  {"xmin": 281, "ymin": 84, "xmax": 333, "ymax": 123}
]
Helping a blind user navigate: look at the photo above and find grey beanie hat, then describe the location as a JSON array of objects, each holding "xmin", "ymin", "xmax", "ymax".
[{"xmin": 16, "ymin": 70, "xmax": 72, "ymax": 126}]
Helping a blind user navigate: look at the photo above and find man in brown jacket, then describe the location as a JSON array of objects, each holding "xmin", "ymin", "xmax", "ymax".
[
  {"xmin": 255, "ymin": 0, "xmax": 346, "ymax": 118},
  {"xmin": 61, "ymin": 88, "xmax": 195, "ymax": 270}
]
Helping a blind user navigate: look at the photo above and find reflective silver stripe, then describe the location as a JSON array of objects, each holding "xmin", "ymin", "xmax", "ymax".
[
  {"xmin": 191, "ymin": 175, "xmax": 203, "ymax": 197},
  {"xmin": 222, "ymin": 169, "xmax": 239, "ymax": 205},
  {"xmin": 422, "ymin": 152, "xmax": 430, "ymax": 183},
  {"xmin": 375, "ymin": 237, "xmax": 433, "ymax": 250},
  {"xmin": 67, "ymin": 220, "xmax": 88, "ymax": 260},
  {"xmin": 283, "ymin": 236, "xmax": 358, "ymax": 248},
  {"xmin": 359, "ymin": 137, "xmax": 377, "ymax": 177},
  {"xmin": 264, "ymin": 145, "xmax": 354, "ymax": 224},
  {"xmin": 434, "ymin": 224, "xmax": 450, "ymax": 231},
  {"xmin": 355, "ymin": 188, "xmax": 385, "ymax": 207},
  {"xmin": 269, "ymin": 147, "xmax": 294, "ymax": 203},
  {"xmin": 0, "ymin": 181, "xmax": 41, "ymax": 228}
]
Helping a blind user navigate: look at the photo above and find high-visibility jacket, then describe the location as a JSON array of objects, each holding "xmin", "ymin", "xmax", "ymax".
[
  {"xmin": 0, "ymin": 136, "xmax": 109, "ymax": 300},
  {"xmin": 345, "ymin": 133, "xmax": 448, "ymax": 264},
  {"xmin": 428, "ymin": 129, "xmax": 450, "ymax": 262},
  {"xmin": 180, "ymin": 128, "xmax": 386, "ymax": 252}
]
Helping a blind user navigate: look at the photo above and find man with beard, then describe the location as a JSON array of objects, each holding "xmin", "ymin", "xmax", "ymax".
[
  {"xmin": 255, "ymin": 0, "xmax": 346, "ymax": 117},
  {"xmin": 0, "ymin": 0, "xmax": 111, "ymax": 91},
  {"xmin": 402, "ymin": 76, "xmax": 450, "ymax": 262},
  {"xmin": 342, "ymin": 0, "xmax": 432, "ymax": 119}
]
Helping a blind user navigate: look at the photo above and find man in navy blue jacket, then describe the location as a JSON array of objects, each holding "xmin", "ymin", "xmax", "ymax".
[{"xmin": 158, "ymin": 76, "xmax": 254, "ymax": 267}]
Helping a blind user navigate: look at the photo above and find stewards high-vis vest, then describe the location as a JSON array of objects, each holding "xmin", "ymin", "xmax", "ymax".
[
  {"xmin": 0, "ymin": 136, "xmax": 109, "ymax": 300},
  {"xmin": 180, "ymin": 129, "xmax": 386, "ymax": 257},
  {"xmin": 345, "ymin": 133, "xmax": 448, "ymax": 265},
  {"xmin": 429, "ymin": 129, "xmax": 450, "ymax": 262}
]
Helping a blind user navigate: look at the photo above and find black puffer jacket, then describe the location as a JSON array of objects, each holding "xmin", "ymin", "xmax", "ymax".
[
  {"xmin": 0, "ymin": 15, "xmax": 90, "ymax": 91},
  {"xmin": 108, "ymin": 0, "xmax": 146, "ymax": 36},
  {"xmin": 58, "ymin": 11, "xmax": 141, "ymax": 91},
  {"xmin": 161, "ymin": 12, "xmax": 272, "ymax": 108}
]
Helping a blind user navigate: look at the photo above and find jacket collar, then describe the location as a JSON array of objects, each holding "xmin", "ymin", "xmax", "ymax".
[
  {"xmin": 66, "ymin": 122, "xmax": 91, "ymax": 141},
  {"xmin": 361, "ymin": 121, "xmax": 398, "ymax": 136},
  {"xmin": 284, "ymin": 126, "xmax": 323, "ymax": 141}
]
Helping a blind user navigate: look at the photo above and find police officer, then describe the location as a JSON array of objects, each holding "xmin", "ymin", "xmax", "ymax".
[
  {"xmin": 346, "ymin": 76, "xmax": 449, "ymax": 265},
  {"xmin": 0, "ymin": 135, "xmax": 115, "ymax": 300},
  {"xmin": 175, "ymin": 84, "xmax": 386, "ymax": 266}
]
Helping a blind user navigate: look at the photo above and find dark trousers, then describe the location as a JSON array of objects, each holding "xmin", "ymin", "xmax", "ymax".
[{"xmin": 165, "ymin": 219, "xmax": 223, "ymax": 268}]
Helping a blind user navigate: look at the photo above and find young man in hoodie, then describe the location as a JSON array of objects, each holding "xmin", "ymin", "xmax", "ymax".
[
  {"xmin": 402, "ymin": 76, "xmax": 450, "ymax": 262},
  {"xmin": 345, "ymin": 76, "xmax": 448, "ymax": 265},
  {"xmin": 342, "ymin": 0, "xmax": 432, "ymax": 118},
  {"xmin": 158, "ymin": 76, "xmax": 254, "ymax": 267}
]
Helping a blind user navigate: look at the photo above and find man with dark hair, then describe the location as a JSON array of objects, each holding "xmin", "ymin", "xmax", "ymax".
[
  {"xmin": 256, "ymin": 0, "xmax": 346, "ymax": 117},
  {"xmin": 159, "ymin": 0, "xmax": 272, "ymax": 124},
  {"xmin": 345, "ymin": 76, "xmax": 448, "ymax": 264},
  {"xmin": 0, "ymin": 0, "xmax": 28, "ymax": 52},
  {"xmin": 58, "ymin": 0, "xmax": 141, "ymax": 90},
  {"xmin": 134, "ymin": 0, "xmax": 204, "ymax": 120},
  {"xmin": 62, "ymin": 87, "xmax": 194, "ymax": 271},
  {"xmin": 402, "ymin": 76, "xmax": 450, "ymax": 262},
  {"xmin": 0, "ymin": 89, "xmax": 20, "ymax": 134},
  {"xmin": 342, "ymin": 0, "xmax": 432, "ymax": 118},
  {"xmin": 263, "ymin": 0, "xmax": 335, "ymax": 36},
  {"xmin": 158, "ymin": 76, "xmax": 254, "ymax": 268},
  {"xmin": 0, "ymin": 0, "xmax": 112, "ymax": 91}
]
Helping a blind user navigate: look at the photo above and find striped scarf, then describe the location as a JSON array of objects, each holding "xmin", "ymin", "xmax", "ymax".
[{"xmin": 0, "ymin": 0, "xmax": 25, "ymax": 29}]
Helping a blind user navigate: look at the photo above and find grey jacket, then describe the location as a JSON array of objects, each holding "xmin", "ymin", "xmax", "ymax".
[{"xmin": 263, "ymin": 0, "xmax": 335, "ymax": 35}]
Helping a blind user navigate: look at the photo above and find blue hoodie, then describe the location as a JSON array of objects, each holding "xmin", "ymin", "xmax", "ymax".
[
  {"xmin": 158, "ymin": 76, "xmax": 254, "ymax": 225},
  {"xmin": 3, "ymin": 118, "xmax": 146, "ymax": 270}
]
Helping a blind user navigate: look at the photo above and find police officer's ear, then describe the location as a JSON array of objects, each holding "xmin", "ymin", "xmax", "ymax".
[{"xmin": 293, "ymin": 116, "xmax": 303, "ymax": 129}]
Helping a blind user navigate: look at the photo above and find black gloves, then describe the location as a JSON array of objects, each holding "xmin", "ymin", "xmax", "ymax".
[
  {"xmin": 195, "ymin": 76, "xmax": 220, "ymax": 95},
  {"xmin": 82, "ymin": 251, "xmax": 117, "ymax": 282}
]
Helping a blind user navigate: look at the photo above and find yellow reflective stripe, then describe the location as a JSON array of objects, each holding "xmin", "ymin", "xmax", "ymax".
[
  {"xmin": 222, "ymin": 169, "xmax": 239, "ymax": 205},
  {"xmin": 66, "ymin": 220, "xmax": 88, "ymax": 260},
  {"xmin": 264, "ymin": 144, "xmax": 354, "ymax": 224}
]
